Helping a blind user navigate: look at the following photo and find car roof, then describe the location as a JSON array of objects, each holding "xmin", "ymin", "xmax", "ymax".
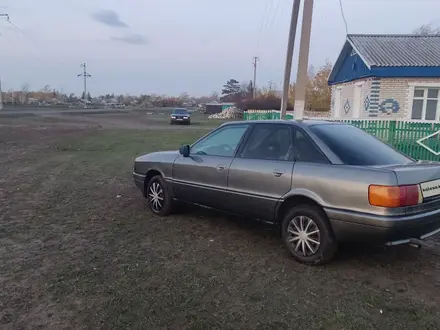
[{"xmin": 220, "ymin": 119, "xmax": 346, "ymax": 128}]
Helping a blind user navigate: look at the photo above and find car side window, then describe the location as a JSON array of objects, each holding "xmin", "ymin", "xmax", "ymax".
[
  {"xmin": 190, "ymin": 124, "xmax": 249, "ymax": 157},
  {"xmin": 240, "ymin": 124, "xmax": 293, "ymax": 161},
  {"xmin": 293, "ymin": 128, "xmax": 329, "ymax": 163}
]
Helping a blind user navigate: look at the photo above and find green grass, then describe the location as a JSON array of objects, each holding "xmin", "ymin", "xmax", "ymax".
[
  {"xmin": 2, "ymin": 127, "xmax": 440, "ymax": 329},
  {"xmin": 56, "ymin": 129, "xmax": 207, "ymax": 155}
]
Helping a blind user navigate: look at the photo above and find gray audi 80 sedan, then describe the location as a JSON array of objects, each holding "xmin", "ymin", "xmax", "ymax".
[
  {"xmin": 133, "ymin": 120, "xmax": 440, "ymax": 265},
  {"xmin": 170, "ymin": 108, "xmax": 191, "ymax": 125}
]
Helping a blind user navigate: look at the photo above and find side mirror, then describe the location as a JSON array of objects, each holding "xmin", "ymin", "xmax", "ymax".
[{"xmin": 179, "ymin": 145, "xmax": 190, "ymax": 157}]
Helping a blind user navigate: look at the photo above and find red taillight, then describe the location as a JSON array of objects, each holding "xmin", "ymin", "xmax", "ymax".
[
  {"xmin": 404, "ymin": 185, "xmax": 420, "ymax": 206},
  {"xmin": 369, "ymin": 184, "xmax": 422, "ymax": 207}
]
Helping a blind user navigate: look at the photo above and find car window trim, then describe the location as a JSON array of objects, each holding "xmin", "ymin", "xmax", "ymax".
[
  {"xmin": 189, "ymin": 123, "xmax": 251, "ymax": 158},
  {"xmin": 236, "ymin": 123, "xmax": 295, "ymax": 162},
  {"xmin": 233, "ymin": 123, "xmax": 255, "ymax": 158},
  {"xmin": 292, "ymin": 126, "xmax": 331, "ymax": 164}
]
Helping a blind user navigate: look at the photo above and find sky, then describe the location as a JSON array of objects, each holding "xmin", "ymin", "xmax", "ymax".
[{"xmin": 0, "ymin": 0, "xmax": 439, "ymax": 96}]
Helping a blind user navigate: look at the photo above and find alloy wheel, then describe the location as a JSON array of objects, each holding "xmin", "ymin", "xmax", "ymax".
[
  {"xmin": 286, "ymin": 215, "xmax": 321, "ymax": 257},
  {"xmin": 148, "ymin": 182, "xmax": 164, "ymax": 212}
]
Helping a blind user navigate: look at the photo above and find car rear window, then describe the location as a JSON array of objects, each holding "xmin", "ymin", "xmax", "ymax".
[{"xmin": 309, "ymin": 124, "xmax": 414, "ymax": 166}]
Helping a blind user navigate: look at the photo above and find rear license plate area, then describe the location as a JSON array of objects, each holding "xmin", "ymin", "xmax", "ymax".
[{"xmin": 421, "ymin": 179, "xmax": 440, "ymax": 198}]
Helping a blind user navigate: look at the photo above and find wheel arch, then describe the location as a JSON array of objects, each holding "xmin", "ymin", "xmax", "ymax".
[
  {"xmin": 276, "ymin": 191, "xmax": 327, "ymax": 224},
  {"xmin": 144, "ymin": 169, "xmax": 163, "ymax": 195}
]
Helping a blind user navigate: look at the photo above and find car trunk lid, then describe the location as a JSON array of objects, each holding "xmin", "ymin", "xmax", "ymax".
[{"xmin": 383, "ymin": 161, "xmax": 440, "ymax": 199}]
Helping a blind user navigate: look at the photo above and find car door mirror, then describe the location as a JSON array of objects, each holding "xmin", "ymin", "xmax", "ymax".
[{"xmin": 179, "ymin": 145, "xmax": 190, "ymax": 157}]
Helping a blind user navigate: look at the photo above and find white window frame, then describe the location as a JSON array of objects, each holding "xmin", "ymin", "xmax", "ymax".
[{"xmin": 407, "ymin": 83, "xmax": 440, "ymax": 121}]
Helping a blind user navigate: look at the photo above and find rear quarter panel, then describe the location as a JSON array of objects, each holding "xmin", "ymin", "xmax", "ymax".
[{"xmin": 288, "ymin": 163, "xmax": 400, "ymax": 216}]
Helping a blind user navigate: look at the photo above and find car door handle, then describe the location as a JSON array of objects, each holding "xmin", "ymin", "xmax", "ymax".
[
  {"xmin": 216, "ymin": 165, "xmax": 226, "ymax": 171},
  {"xmin": 272, "ymin": 170, "xmax": 284, "ymax": 177}
]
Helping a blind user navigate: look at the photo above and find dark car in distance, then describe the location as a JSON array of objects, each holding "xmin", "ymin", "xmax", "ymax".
[
  {"xmin": 170, "ymin": 108, "xmax": 191, "ymax": 125},
  {"xmin": 133, "ymin": 120, "xmax": 440, "ymax": 265}
]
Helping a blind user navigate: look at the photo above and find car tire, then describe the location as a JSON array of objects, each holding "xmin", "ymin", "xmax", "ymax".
[
  {"xmin": 146, "ymin": 175, "xmax": 174, "ymax": 216},
  {"xmin": 281, "ymin": 204, "xmax": 337, "ymax": 265}
]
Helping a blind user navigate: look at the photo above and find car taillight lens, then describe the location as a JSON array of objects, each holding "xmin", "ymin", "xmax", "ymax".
[{"xmin": 368, "ymin": 184, "xmax": 422, "ymax": 207}]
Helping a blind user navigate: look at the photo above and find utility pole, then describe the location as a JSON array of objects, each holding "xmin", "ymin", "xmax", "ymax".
[
  {"xmin": 280, "ymin": 0, "xmax": 301, "ymax": 119},
  {"xmin": 78, "ymin": 63, "xmax": 91, "ymax": 108},
  {"xmin": 0, "ymin": 76, "xmax": 3, "ymax": 110},
  {"xmin": 252, "ymin": 56, "xmax": 259, "ymax": 98},
  {"xmin": 293, "ymin": 0, "xmax": 314, "ymax": 121},
  {"xmin": 0, "ymin": 13, "xmax": 10, "ymax": 111}
]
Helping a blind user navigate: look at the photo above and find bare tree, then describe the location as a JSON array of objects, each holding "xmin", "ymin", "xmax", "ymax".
[
  {"xmin": 413, "ymin": 23, "xmax": 440, "ymax": 35},
  {"xmin": 41, "ymin": 85, "xmax": 51, "ymax": 93},
  {"xmin": 179, "ymin": 93, "xmax": 189, "ymax": 102},
  {"xmin": 21, "ymin": 83, "xmax": 30, "ymax": 104},
  {"xmin": 210, "ymin": 91, "xmax": 219, "ymax": 102}
]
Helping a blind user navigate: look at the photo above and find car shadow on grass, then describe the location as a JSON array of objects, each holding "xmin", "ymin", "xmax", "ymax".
[{"xmin": 173, "ymin": 204, "xmax": 428, "ymax": 266}]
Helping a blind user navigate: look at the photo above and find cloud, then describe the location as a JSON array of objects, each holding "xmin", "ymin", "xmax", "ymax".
[
  {"xmin": 111, "ymin": 34, "xmax": 149, "ymax": 45},
  {"xmin": 91, "ymin": 9, "xmax": 128, "ymax": 28}
]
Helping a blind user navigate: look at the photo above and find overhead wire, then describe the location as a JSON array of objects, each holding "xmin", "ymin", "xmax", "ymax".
[
  {"xmin": 0, "ymin": 15, "xmax": 18, "ymax": 49},
  {"xmin": 0, "ymin": 14, "xmax": 84, "ymax": 94},
  {"xmin": 262, "ymin": 0, "xmax": 275, "ymax": 32},
  {"xmin": 267, "ymin": 0, "xmax": 282, "ymax": 30},
  {"xmin": 254, "ymin": 0, "xmax": 288, "ymax": 91},
  {"xmin": 256, "ymin": 0, "xmax": 285, "ymax": 53},
  {"xmin": 256, "ymin": 0, "xmax": 271, "ymax": 49},
  {"xmin": 6, "ymin": 18, "xmax": 45, "ymax": 52},
  {"xmin": 0, "ymin": 30, "xmax": 21, "ymax": 49},
  {"xmin": 338, "ymin": 0, "xmax": 349, "ymax": 35},
  {"xmin": 3, "ymin": 17, "xmax": 74, "ymax": 68}
]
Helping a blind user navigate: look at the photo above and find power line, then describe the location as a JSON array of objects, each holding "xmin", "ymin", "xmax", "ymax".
[
  {"xmin": 0, "ymin": 14, "xmax": 74, "ymax": 69},
  {"xmin": 268, "ymin": 0, "xmax": 282, "ymax": 30},
  {"xmin": 256, "ymin": 0, "xmax": 270, "ymax": 48},
  {"xmin": 338, "ymin": 0, "xmax": 349, "ymax": 35},
  {"xmin": 78, "ymin": 63, "xmax": 91, "ymax": 108},
  {"xmin": 5, "ymin": 18, "xmax": 47, "ymax": 53},
  {"xmin": 263, "ymin": 0, "xmax": 275, "ymax": 32}
]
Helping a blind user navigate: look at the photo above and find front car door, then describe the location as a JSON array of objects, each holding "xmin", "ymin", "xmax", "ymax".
[
  {"xmin": 172, "ymin": 123, "xmax": 250, "ymax": 209},
  {"xmin": 226, "ymin": 123, "xmax": 295, "ymax": 221}
]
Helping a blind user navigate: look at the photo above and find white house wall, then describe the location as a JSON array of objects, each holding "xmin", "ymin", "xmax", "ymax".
[
  {"xmin": 330, "ymin": 79, "xmax": 371, "ymax": 118},
  {"xmin": 331, "ymin": 78, "xmax": 440, "ymax": 119},
  {"xmin": 380, "ymin": 78, "xmax": 440, "ymax": 118}
]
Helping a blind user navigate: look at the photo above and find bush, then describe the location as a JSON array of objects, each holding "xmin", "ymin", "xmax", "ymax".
[{"xmin": 237, "ymin": 96, "xmax": 293, "ymax": 111}]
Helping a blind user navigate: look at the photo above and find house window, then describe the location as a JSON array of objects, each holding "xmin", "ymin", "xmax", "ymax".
[{"xmin": 411, "ymin": 88, "xmax": 440, "ymax": 120}]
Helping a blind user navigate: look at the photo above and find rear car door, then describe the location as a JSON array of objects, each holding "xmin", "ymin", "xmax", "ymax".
[
  {"xmin": 226, "ymin": 123, "xmax": 295, "ymax": 221},
  {"xmin": 173, "ymin": 124, "xmax": 250, "ymax": 209}
]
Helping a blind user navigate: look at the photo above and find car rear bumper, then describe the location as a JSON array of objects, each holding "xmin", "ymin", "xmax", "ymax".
[
  {"xmin": 325, "ymin": 207, "xmax": 440, "ymax": 244},
  {"xmin": 133, "ymin": 172, "xmax": 146, "ymax": 195}
]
